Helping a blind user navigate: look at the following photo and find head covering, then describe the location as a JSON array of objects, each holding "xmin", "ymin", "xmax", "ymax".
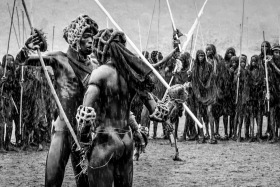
[
  {"xmin": 271, "ymin": 44, "xmax": 280, "ymax": 52},
  {"xmin": 151, "ymin": 51, "xmax": 162, "ymax": 64},
  {"xmin": 63, "ymin": 14, "xmax": 98, "ymax": 51}
]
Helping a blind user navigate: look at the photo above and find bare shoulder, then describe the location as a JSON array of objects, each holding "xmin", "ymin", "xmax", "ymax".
[{"xmin": 88, "ymin": 64, "xmax": 117, "ymax": 86}]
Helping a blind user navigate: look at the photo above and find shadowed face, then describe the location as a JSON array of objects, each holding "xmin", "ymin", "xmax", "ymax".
[
  {"xmin": 227, "ymin": 51, "xmax": 234, "ymax": 59},
  {"xmin": 273, "ymin": 50, "xmax": 280, "ymax": 59},
  {"xmin": 251, "ymin": 57, "xmax": 257, "ymax": 67},
  {"xmin": 261, "ymin": 43, "xmax": 269, "ymax": 54},
  {"xmin": 198, "ymin": 54, "xmax": 205, "ymax": 62},
  {"xmin": 79, "ymin": 28, "xmax": 95, "ymax": 56},
  {"xmin": 232, "ymin": 60, "xmax": 238, "ymax": 69},
  {"xmin": 241, "ymin": 60, "xmax": 246, "ymax": 68},
  {"xmin": 206, "ymin": 47, "xmax": 214, "ymax": 57}
]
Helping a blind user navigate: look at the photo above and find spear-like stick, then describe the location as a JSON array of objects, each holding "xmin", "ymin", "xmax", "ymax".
[
  {"xmin": 3, "ymin": 0, "xmax": 16, "ymax": 79},
  {"xmin": 166, "ymin": 0, "xmax": 181, "ymax": 52},
  {"xmin": 182, "ymin": 0, "xmax": 209, "ymax": 52},
  {"xmin": 278, "ymin": 14, "xmax": 280, "ymax": 44},
  {"xmin": 19, "ymin": 66, "xmax": 24, "ymax": 137},
  {"xmin": 263, "ymin": 30, "xmax": 265, "ymax": 41},
  {"xmin": 94, "ymin": 0, "xmax": 203, "ymax": 129},
  {"xmin": 22, "ymin": 10, "xmax": 25, "ymax": 44},
  {"xmin": 106, "ymin": 16, "xmax": 109, "ymax": 28},
  {"xmin": 52, "ymin": 26, "xmax": 55, "ymax": 51},
  {"xmin": 190, "ymin": 35, "xmax": 194, "ymax": 55},
  {"xmin": 264, "ymin": 44, "xmax": 270, "ymax": 112},
  {"xmin": 21, "ymin": 0, "xmax": 81, "ymax": 150},
  {"xmin": 138, "ymin": 19, "xmax": 142, "ymax": 52},
  {"xmin": 246, "ymin": 17, "xmax": 249, "ymax": 47},
  {"xmin": 235, "ymin": 0, "xmax": 245, "ymax": 104},
  {"xmin": 144, "ymin": 0, "xmax": 157, "ymax": 56},
  {"xmin": 191, "ymin": 23, "xmax": 200, "ymax": 59},
  {"xmin": 16, "ymin": 7, "xmax": 21, "ymax": 46},
  {"xmin": 7, "ymin": 3, "xmax": 20, "ymax": 50},
  {"xmin": 157, "ymin": 0, "xmax": 160, "ymax": 52},
  {"xmin": 193, "ymin": 0, "xmax": 205, "ymax": 49}
]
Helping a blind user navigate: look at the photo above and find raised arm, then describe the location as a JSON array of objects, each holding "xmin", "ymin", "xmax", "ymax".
[
  {"xmin": 15, "ymin": 47, "xmax": 53, "ymax": 67},
  {"xmin": 153, "ymin": 47, "xmax": 178, "ymax": 68},
  {"xmin": 15, "ymin": 28, "xmax": 54, "ymax": 67}
]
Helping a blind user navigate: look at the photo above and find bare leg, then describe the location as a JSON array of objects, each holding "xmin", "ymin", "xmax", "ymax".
[
  {"xmin": 45, "ymin": 131, "xmax": 71, "ymax": 187},
  {"xmin": 153, "ymin": 121, "xmax": 158, "ymax": 139}
]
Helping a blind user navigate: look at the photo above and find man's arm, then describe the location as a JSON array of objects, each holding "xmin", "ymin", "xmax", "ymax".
[
  {"xmin": 153, "ymin": 48, "xmax": 178, "ymax": 68},
  {"xmin": 15, "ymin": 46, "xmax": 54, "ymax": 67}
]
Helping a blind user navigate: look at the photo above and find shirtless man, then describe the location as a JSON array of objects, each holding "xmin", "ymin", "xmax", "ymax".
[{"xmin": 76, "ymin": 28, "xmax": 185, "ymax": 186}]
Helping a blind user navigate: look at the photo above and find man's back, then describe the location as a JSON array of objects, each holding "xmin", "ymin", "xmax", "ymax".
[{"xmin": 86, "ymin": 61, "xmax": 134, "ymax": 129}]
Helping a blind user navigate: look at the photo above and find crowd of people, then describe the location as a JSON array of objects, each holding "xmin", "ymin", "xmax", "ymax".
[
  {"xmin": 0, "ymin": 53, "xmax": 57, "ymax": 153},
  {"xmin": 134, "ymin": 35, "xmax": 280, "ymax": 145}
]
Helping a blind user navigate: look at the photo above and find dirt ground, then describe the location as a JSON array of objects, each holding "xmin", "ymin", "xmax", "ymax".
[{"xmin": 0, "ymin": 117, "xmax": 280, "ymax": 187}]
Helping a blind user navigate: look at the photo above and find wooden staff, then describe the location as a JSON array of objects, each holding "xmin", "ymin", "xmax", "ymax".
[
  {"xmin": 190, "ymin": 35, "xmax": 194, "ymax": 55},
  {"xmin": 7, "ymin": 3, "xmax": 20, "ymax": 50},
  {"xmin": 138, "ymin": 19, "xmax": 142, "ymax": 52},
  {"xmin": 21, "ymin": 0, "xmax": 81, "ymax": 150},
  {"xmin": 264, "ymin": 45, "xmax": 270, "ymax": 111},
  {"xmin": 193, "ymin": 0, "xmax": 205, "ymax": 49},
  {"xmin": 278, "ymin": 14, "xmax": 280, "ymax": 44},
  {"xmin": 52, "ymin": 26, "xmax": 55, "ymax": 51},
  {"xmin": 3, "ymin": 0, "xmax": 16, "ymax": 79},
  {"xmin": 16, "ymin": 7, "xmax": 21, "ymax": 46},
  {"xmin": 157, "ymin": 0, "xmax": 160, "ymax": 52},
  {"xmin": 144, "ymin": 0, "xmax": 156, "ymax": 56},
  {"xmin": 22, "ymin": 10, "xmax": 25, "ymax": 45},
  {"xmin": 106, "ymin": 16, "xmax": 109, "ymax": 28},
  {"xmin": 94, "ymin": 0, "xmax": 203, "ymax": 128},
  {"xmin": 166, "ymin": 0, "xmax": 181, "ymax": 52},
  {"xmin": 182, "ymin": 0, "xmax": 209, "ymax": 52},
  {"xmin": 235, "ymin": 0, "xmax": 245, "ymax": 104}
]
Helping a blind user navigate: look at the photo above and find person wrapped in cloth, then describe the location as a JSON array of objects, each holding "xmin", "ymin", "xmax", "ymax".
[
  {"xmin": 15, "ymin": 14, "xmax": 151, "ymax": 187},
  {"xmin": 75, "ymin": 26, "xmax": 188, "ymax": 185}
]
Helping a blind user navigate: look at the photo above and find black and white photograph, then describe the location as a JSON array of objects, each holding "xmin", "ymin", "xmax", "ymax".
[{"xmin": 0, "ymin": 0, "xmax": 280, "ymax": 186}]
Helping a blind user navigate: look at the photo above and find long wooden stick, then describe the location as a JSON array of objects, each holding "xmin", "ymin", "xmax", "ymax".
[
  {"xmin": 16, "ymin": 7, "xmax": 21, "ymax": 46},
  {"xmin": 7, "ymin": 3, "xmax": 20, "ymax": 50},
  {"xmin": 22, "ymin": 10, "xmax": 25, "ymax": 45},
  {"xmin": 190, "ymin": 35, "xmax": 194, "ymax": 55},
  {"xmin": 166, "ymin": 0, "xmax": 181, "ymax": 52},
  {"xmin": 21, "ymin": 0, "xmax": 81, "ymax": 150},
  {"xmin": 182, "ymin": 0, "xmax": 209, "ymax": 52},
  {"xmin": 19, "ymin": 66, "xmax": 24, "ymax": 136},
  {"xmin": 235, "ymin": 0, "xmax": 246, "ymax": 104},
  {"xmin": 138, "ymin": 19, "xmax": 142, "ymax": 52},
  {"xmin": 157, "ymin": 0, "xmax": 160, "ymax": 52},
  {"xmin": 3, "ymin": 0, "xmax": 16, "ymax": 79},
  {"xmin": 52, "ymin": 26, "xmax": 55, "ymax": 51},
  {"xmin": 193, "ymin": 0, "xmax": 205, "ymax": 49},
  {"xmin": 278, "ymin": 14, "xmax": 280, "ymax": 44},
  {"xmin": 264, "ymin": 44, "xmax": 270, "ymax": 111},
  {"xmin": 144, "ymin": 0, "xmax": 156, "ymax": 55},
  {"xmin": 94, "ymin": 0, "xmax": 203, "ymax": 128}
]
